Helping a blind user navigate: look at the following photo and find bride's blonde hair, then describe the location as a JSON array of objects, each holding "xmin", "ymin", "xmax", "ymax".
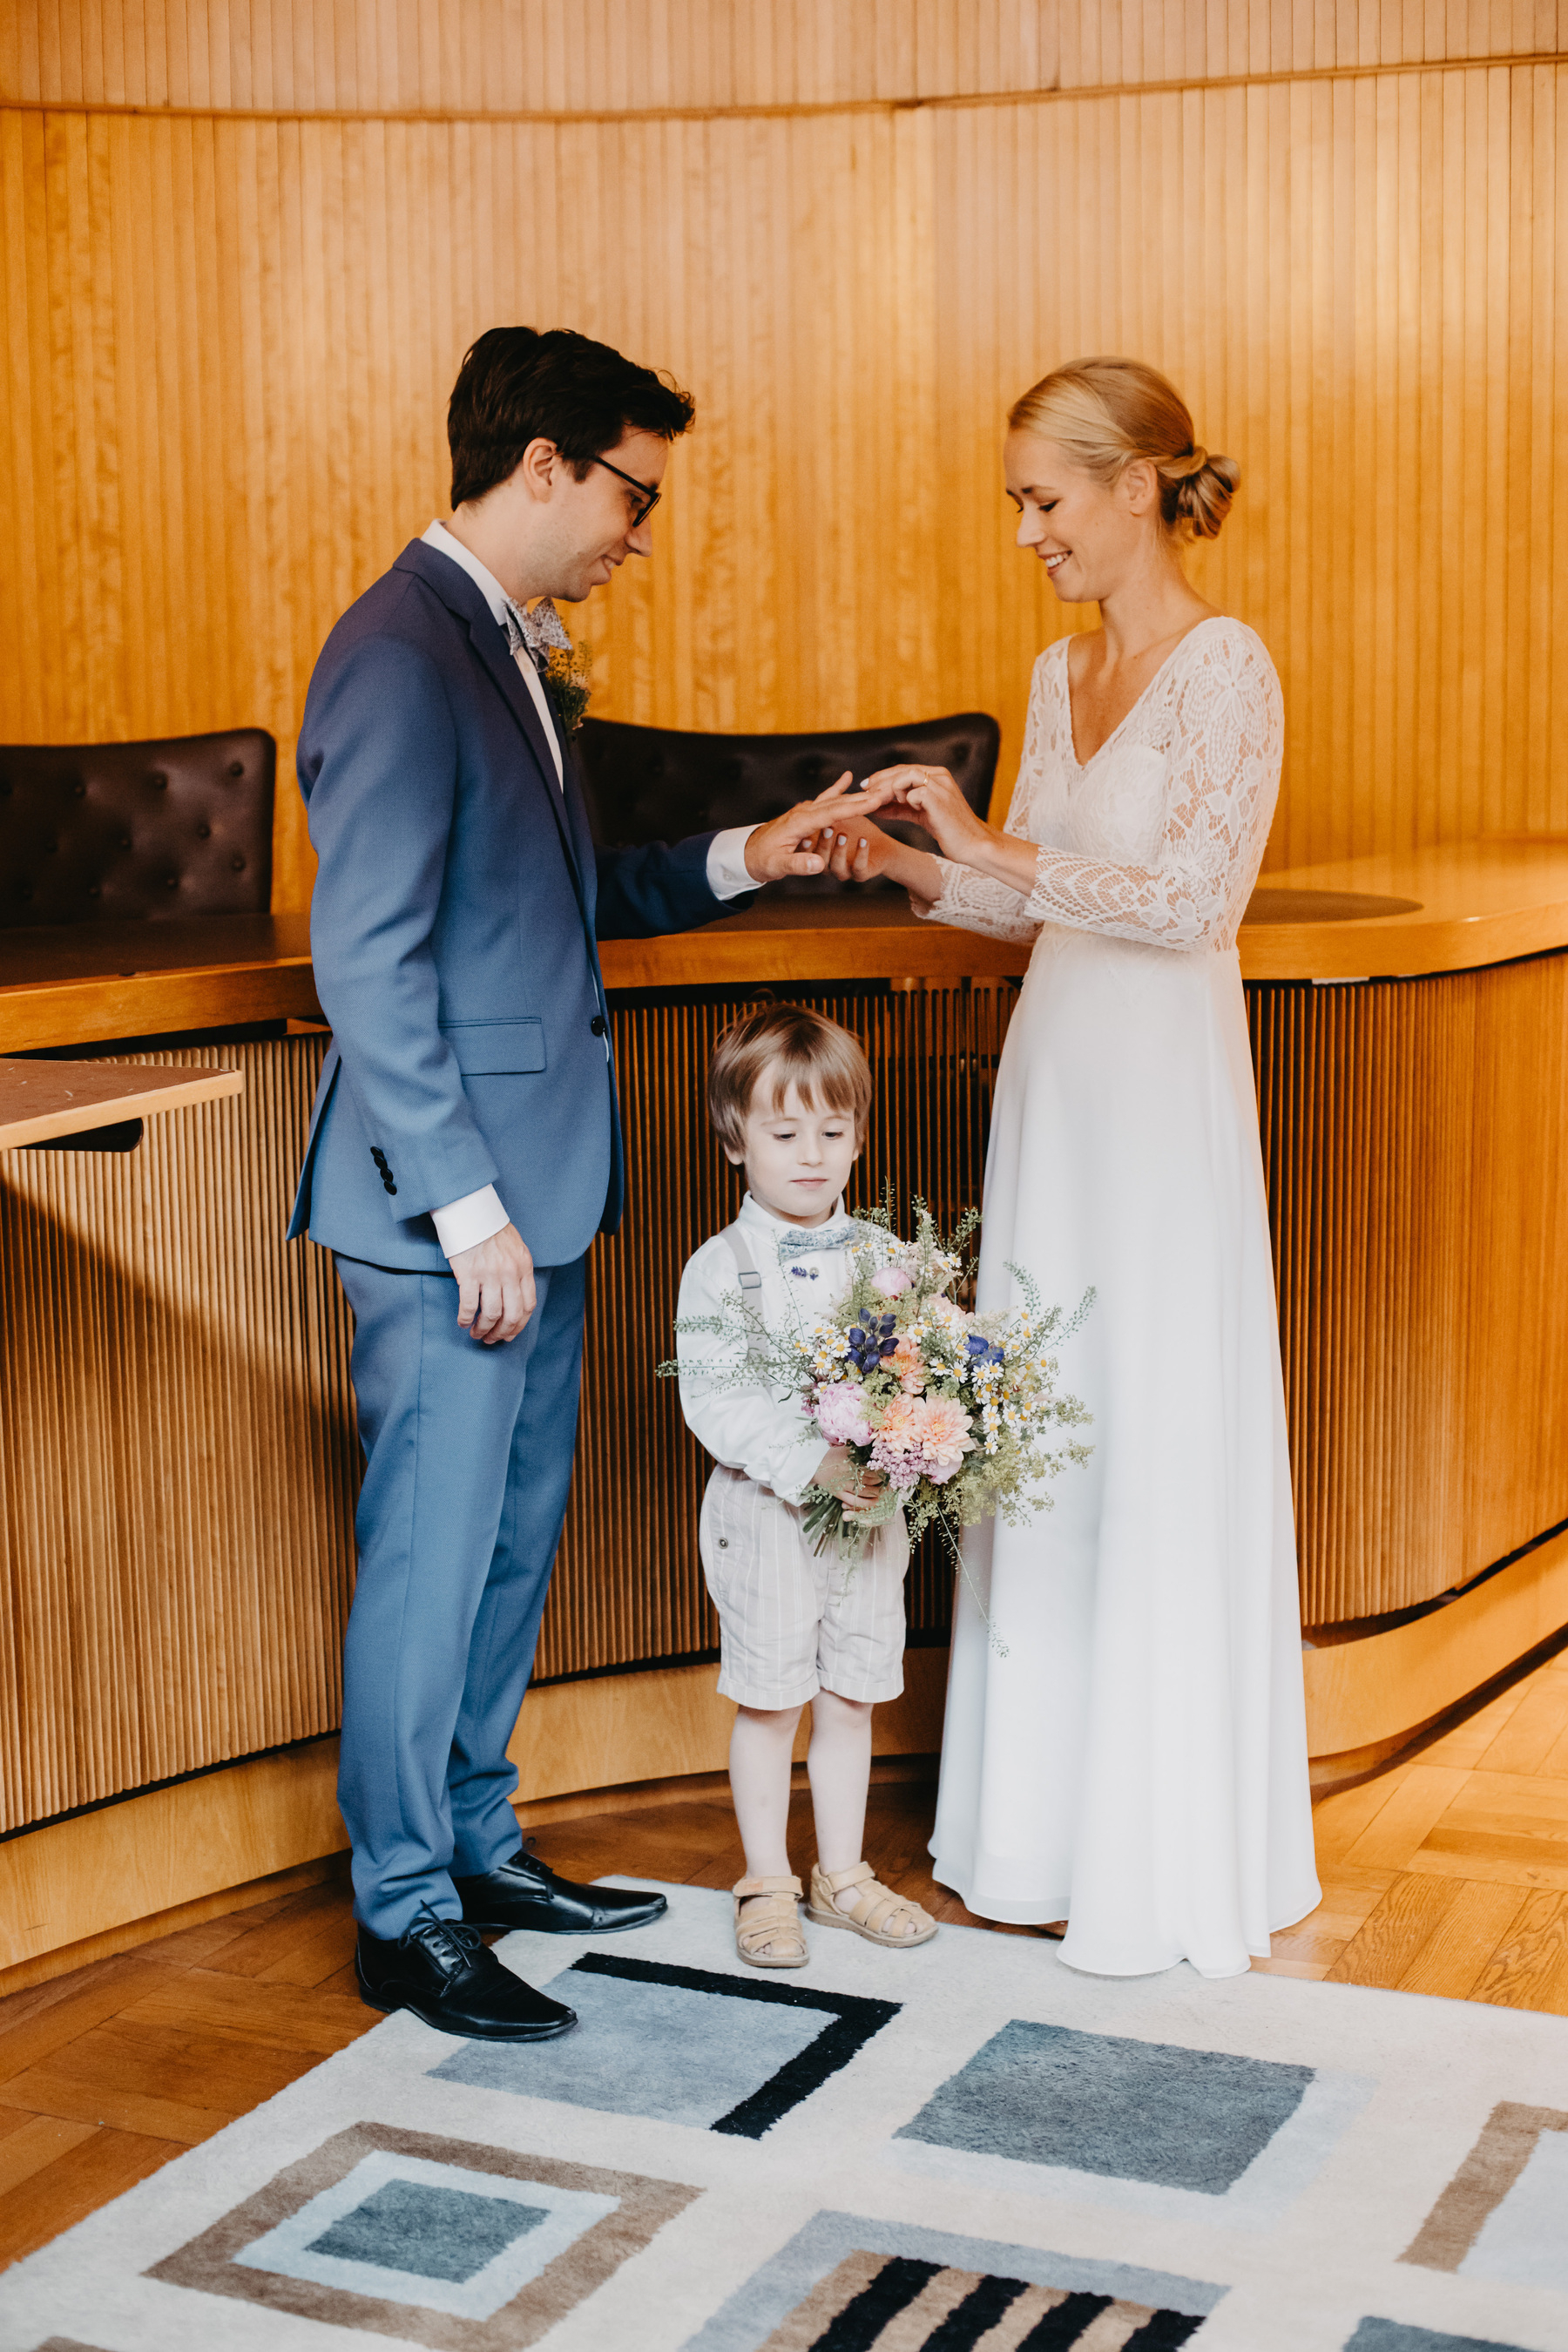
[{"xmin": 1009, "ymin": 357, "xmax": 1238, "ymax": 542}]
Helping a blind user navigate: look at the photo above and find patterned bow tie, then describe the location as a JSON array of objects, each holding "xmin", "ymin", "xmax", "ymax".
[
  {"xmin": 503, "ymin": 597, "xmax": 571, "ymax": 667},
  {"xmin": 776, "ymin": 1220, "xmax": 861, "ymax": 1261}
]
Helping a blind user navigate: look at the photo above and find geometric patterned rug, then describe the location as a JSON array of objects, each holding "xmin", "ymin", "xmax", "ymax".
[{"xmin": 1, "ymin": 1881, "xmax": 1566, "ymax": 2352}]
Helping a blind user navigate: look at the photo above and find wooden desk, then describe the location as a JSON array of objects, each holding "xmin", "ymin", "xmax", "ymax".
[
  {"xmin": 0, "ymin": 1058, "xmax": 243, "ymax": 1148},
  {"xmin": 3, "ymin": 848, "xmax": 1566, "ymax": 1982},
  {"xmin": 0, "ymin": 912, "xmax": 320, "ymax": 1053},
  {"xmin": 4, "ymin": 841, "xmax": 1566, "ymax": 1048}
]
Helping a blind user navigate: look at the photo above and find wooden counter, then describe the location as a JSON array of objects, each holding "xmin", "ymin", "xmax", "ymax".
[
  {"xmin": 3, "ymin": 840, "xmax": 1566, "ymax": 1982},
  {"xmin": 5, "ymin": 841, "xmax": 1567, "ymax": 1051},
  {"xmin": 0, "ymin": 912, "xmax": 320, "ymax": 1053}
]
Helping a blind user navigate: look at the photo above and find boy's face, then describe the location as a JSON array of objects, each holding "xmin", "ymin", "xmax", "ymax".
[{"xmin": 727, "ymin": 1076, "xmax": 861, "ymax": 1227}]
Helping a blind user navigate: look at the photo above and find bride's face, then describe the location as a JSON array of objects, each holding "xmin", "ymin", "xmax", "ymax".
[{"xmin": 1004, "ymin": 431, "xmax": 1149, "ymax": 605}]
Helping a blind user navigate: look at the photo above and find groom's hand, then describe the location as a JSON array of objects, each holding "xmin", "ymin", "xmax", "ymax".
[
  {"xmin": 743, "ymin": 772, "xmax": 865, "ymax": 883},
  {"xmin": 451, "ymin": 1222, "xmax": 537, "ymax": 1345}
]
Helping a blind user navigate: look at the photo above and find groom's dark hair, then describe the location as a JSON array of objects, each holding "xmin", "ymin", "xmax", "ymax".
[{"xmin": 449, "ymin": 327, "xmax": 696, "ymax": 508}]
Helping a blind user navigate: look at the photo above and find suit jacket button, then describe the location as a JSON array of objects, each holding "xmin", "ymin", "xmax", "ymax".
[{"xmin": 590, "ymin": 1013, "xmax": 606, "ymax": 1037}]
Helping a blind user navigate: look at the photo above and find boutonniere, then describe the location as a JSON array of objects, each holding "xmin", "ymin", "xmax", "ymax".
[{"xmin": 542, "ymin": 642, "xmax": 592, "ymax": 737}]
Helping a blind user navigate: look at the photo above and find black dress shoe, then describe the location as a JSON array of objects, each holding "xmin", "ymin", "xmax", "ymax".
[
  {"xmin": 453, "ymin": 1844, "xmax": 668, "ymax": 1936},
  {"xmin": 355, "ymin": 1908, "xmax": 577, "ymax": 2041}
]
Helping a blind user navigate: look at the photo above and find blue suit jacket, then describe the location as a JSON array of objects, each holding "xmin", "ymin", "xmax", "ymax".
[{"xmin": 287, "ymin": 538, "xmax": 744, "ymax": 1270}]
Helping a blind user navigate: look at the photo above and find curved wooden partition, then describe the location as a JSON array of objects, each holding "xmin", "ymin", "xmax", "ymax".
[{"xmin": 2, "ymin": 844, "xmax": 1566, "ymax": 1979}]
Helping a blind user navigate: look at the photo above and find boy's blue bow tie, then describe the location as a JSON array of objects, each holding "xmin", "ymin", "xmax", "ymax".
[{"xmin": 776, "ymin": 1220, "xmax": 859, "ymax": 1260}]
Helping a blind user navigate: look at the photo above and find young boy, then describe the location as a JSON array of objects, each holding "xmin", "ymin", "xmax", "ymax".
[{"xmin": 676, "ymin": 1004, "xmax": 937, "ymax": 1968}]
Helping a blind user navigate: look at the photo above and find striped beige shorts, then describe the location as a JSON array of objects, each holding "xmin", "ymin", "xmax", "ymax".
[{"xmin": 699, "ymin": 1463, "xmax": 911, "ymax": 1710}]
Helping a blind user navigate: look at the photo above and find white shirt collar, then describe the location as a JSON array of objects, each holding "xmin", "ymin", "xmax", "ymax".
[
  {"xmin": 422, "ymin": 519, "xmax": 511, "ymax": 630},
  {"xmin": 739, "ymin": 1190, "xmax": 848, "ymax": 1239}
]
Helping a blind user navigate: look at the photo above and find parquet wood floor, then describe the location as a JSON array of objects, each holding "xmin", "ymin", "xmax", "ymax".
[{"xmin": 3, "ymin": 1644, "xmax": 1567, "ymax": 2269}]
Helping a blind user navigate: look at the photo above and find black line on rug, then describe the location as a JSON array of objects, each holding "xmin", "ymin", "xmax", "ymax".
[
  {"xmin": 1119, "ymin": 2312, "xmax": 1207, "ymax": 2349},
  {"xmin": 567, "ymin": 1953, "xmax": 900, "ymax": 2139},
  {"xmin": 816, "ymin": 2255, "xmax": 941, "ymax": 2349},
  {"xmin": 1016, "ymin": 2292, "xmax": 1112, "ymax": 2347},
  {"xmin": 926, "ymin": 2274, "xmax": 1031, "ymax": 2347}
]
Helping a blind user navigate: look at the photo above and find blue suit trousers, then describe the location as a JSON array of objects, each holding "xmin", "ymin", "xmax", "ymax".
[{"xmin": 333, "ymin": 1251, "xmax": 587, "ymax": 1937}]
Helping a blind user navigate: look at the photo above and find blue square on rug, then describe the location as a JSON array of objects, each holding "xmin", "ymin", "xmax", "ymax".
[
  {"xmin": 431, "ymin": 1953, "xmax": 898, "ymax": 2138},
  {"xmin": 231, "ymin": 2151, "xmax": 618, "ymax": 2322},
  {"xmin": 145, "ymin": 2122, "xmax": 700, "ymax": 2344},
  {"xmin": 896, "ymin": 2019, "xmax": 1313, "ymax": 2192},
  {"xmin": 304, "ymin": 2177, "xmax": 549, "ymax": 2283},
  {"xmin": 1345, "ymin": 2323, "xmax": 1543, "ymax": 2351}
]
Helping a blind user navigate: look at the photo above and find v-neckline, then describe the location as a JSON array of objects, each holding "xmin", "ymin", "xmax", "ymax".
[{"xmin": 1062, "ymin": 616, "xmax": 1220, "ymax": 773}]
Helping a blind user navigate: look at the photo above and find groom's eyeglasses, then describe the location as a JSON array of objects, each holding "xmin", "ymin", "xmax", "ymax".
[{"xmin": 589, "ymin": 454, "xmax": 661, "ymax": 529}]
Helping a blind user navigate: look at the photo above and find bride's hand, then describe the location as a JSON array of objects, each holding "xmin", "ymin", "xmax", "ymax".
[
  {"xmin": 855, "ymin": 765, "xmax": 994, "ymax": 868},
  {"xmin": 796, "ymin": 773, "xmax": 936, "ymax": 889}
]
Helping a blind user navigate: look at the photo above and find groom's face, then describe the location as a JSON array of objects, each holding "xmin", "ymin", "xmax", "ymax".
[{"xmin": 532, "ymin": 426, "xmax": 670, "ymax": 604}]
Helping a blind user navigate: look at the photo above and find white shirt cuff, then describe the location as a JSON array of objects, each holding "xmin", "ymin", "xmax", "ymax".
[
  {"xmin": 706, "ymin": 826, "xmax": 759, "ymax": 900},
  {"xmin": 431, "ymin": 1183, "xmax": 509, "ymax": 1258}
]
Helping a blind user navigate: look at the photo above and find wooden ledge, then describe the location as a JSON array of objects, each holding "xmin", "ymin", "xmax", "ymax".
[
  {"xmin": 1238, "ymin": 838, "xmax": 1568, "ymax": 981},
  {"xmin": 0, "ymin": 913, "xmax": 320, "ymax": 1054},
  {"xmin": 1302, "ymin": 1528, "xmax": 1568, "ymax": 1767},
  {"xmin": 0, "ymin": 1058, "xmax": 244, "ymax": 1148}
]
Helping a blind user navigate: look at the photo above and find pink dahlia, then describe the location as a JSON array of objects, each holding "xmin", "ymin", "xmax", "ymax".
[
  {"xmin": 887, "ymin": 1337, "xmax": 927, "ymax": 1394},
  {"xmin": 874, "ymin": 1394, "xmax": 926, "ymax": 1453},
  {"xmin": 814, "ymin": 1381, "xmax": 872, "ymax": 1447},
  {"xmin": 915, "ymin": 1396, "xmax": 977, "ymax": 1482}
]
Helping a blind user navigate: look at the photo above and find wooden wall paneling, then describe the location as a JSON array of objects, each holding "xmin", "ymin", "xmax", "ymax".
[
  {"xmin": 5, "ymin": 50, "xmax": 1568, "ymax": 906},
  {"xmin": 5, "ymin": 1, "xmax": 1565, "ymax": 114}
]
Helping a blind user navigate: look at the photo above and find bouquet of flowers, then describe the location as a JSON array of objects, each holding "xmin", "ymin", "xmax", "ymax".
[{"xmin": 664, "ymin": 1200, "xmax": 1092, "ymax": 1625}]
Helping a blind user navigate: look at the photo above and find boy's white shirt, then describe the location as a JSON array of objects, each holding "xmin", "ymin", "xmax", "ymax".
[{"xmin": 676, "ymin": 1189, "xmax": 866, "ymax": 1506}]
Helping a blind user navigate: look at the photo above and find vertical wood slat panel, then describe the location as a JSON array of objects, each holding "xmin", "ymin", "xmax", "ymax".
[
  {"xmin": 3, "ymin": 45, "xmax": 1566, "ymax": 913},
  {"xmin": 0, "ymin": 1034, "xmax": 360, "ymax": 1835},
  {"xmin": 5, "ymin": 956, "xmax": 1565, "ymax": 1832},
  {"xmin": 1249, "ymin": 955, "xmax": 1568, "ymax": 1630},
  {"xmin": 538, "ymin": 976, "xmax": 1019, "ymax": 1681},
  {"xmin": 3, "ymin": 0, "xmax": 1563, "ymax": 112}
]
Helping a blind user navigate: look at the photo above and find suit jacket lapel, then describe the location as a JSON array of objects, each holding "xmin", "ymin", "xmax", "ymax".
[
  {"xmin": 464, "ymin": 621, "xmax": 587, "ymax": 902},
  {"xmin": 562, "ymin": 738, "xmax": 599, "ymax": 896},
  {"xmin": 394, "ymin": 540, "xmax": 587, "ymax": 909}
]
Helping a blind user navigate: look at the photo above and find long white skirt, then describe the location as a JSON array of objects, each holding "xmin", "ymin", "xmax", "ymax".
[{"xmin": 930, "ymin": 929, "xmax": 1321, "ymax": 1979}]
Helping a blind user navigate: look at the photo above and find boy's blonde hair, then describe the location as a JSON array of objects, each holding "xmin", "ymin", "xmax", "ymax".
[{"xmin": 707, "ymin": 1004, "xmax": 872, "ymax": 1152}]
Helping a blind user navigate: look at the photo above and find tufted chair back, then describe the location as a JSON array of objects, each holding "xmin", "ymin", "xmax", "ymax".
[
  {"xmin": 0, "ymin": 729, "xmax": 274, "ymax": 927},
  {"xmin": 576, "ymin": 711, "xmax": 1000, "ymax": 894}
]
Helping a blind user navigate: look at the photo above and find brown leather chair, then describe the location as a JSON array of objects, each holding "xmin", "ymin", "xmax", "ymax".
[
  {"xmin": 575, "ymin": 710, "xmax": 1000, "ymax": 893},
  {"xmin": 0, "ymin": 728, "xmax": 274, "ymax": 926}
]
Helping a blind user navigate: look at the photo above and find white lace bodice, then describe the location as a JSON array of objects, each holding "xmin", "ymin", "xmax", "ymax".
[{"xmin": 919, "ymin": 617, "xmax": 1284, "ymax": 955}]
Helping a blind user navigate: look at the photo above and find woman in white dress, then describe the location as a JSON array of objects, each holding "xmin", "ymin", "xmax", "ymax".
[{"xmin": 838, "ymin": 357, "xmax": 1321, "ymax": 1978}]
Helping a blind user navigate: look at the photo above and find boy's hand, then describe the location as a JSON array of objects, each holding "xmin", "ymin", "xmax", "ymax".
[{"xmin": 815, "ymin": 1444, "xmax": 887, "ymax": 1517}]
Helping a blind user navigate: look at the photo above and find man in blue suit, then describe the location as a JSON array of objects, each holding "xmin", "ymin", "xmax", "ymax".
[{"xmin": 290, "ymin": 328, "xmax": 849, "ymax": 2040}]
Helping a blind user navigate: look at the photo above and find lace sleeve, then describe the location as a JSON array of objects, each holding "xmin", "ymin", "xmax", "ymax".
[
  {"xmin": 910, "ymin": 658, "xmax": 1049, "ymax": 945},
  {"xmin": 1022, "ymin": 625, "xmax": 1283, "ymax": 952}
]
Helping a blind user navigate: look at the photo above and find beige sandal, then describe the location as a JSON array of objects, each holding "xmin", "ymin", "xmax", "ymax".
[
  {"xmin": 808, "ymin": 1861, "xmax": 937, "ymax": 1948},
  {"xmin": 732, "ymin": 1875, "xmax": 808, "ymax": 1969}
]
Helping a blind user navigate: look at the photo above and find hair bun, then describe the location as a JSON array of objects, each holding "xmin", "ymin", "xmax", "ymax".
[
  {"xmin": 1008, "ymin": 359, "xmax": 1240, "ymax": 544},
  {"xmin": 1169, "ymin": 449, "xmax": 1240, "ymax": 540}
]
